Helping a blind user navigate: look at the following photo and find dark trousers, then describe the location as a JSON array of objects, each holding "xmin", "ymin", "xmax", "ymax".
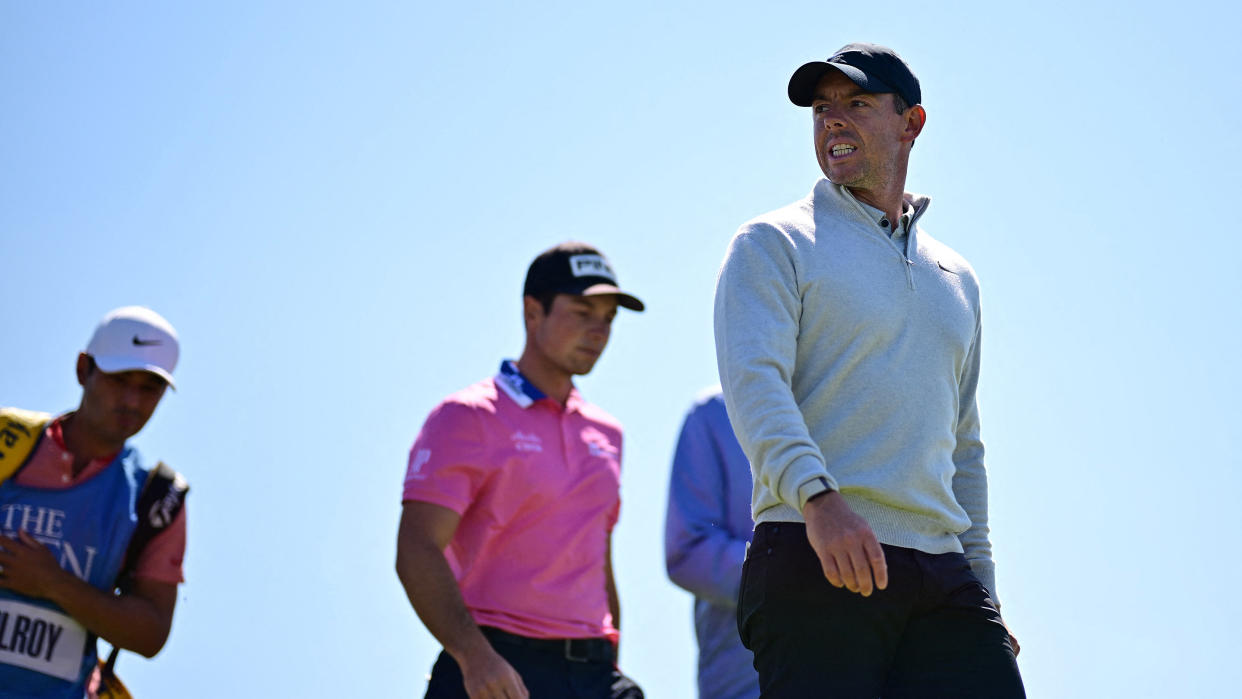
[
  {"xmin": 425, "ymin": 628, "xmax": 614, "ymax": 699},
  {"xmin": 738, "ymin": 523, "xmax": 1025, "ymax": 699}
]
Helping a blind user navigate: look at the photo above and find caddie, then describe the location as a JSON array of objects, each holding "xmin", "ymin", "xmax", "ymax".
[{"xmin": 0, "ymin": 306, "xmax": 188, "ymax": 698}]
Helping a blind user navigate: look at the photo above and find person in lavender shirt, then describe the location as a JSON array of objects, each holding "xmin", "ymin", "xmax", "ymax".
[{"xmin": 664, "ymin": 388, "xmax": 759, "ymax": 699}]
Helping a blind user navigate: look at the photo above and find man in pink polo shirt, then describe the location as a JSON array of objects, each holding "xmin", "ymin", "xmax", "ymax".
[{"xmin": 396, "ymin": 242, "xmax": 645, "ymax": 699}]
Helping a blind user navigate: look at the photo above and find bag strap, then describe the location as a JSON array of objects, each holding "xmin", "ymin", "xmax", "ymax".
[
  {"xmin": 119, "ymin": 462, "xmax": 189, "ymax": 588},
  {"xmin": 0, "ymin": 407, "xmax": 53, "ymax": 483},
  {"xmin": 102, "ymin": 461, "xmax": 189, "ymax": 679}
]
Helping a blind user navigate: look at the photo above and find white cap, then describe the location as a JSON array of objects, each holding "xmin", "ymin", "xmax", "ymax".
[{"xmin": 84, "ymin": 306, "xmax": 180, "ymax": 389}]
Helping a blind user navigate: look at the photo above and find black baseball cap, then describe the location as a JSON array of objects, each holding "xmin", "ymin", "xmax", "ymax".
[
  {"xmin": 787, "ymin": 42, "xmax": 921, "ymax": 108},
  {"xmin": 523, "ymin": 242, "xmax": 645, "ymax": 312}
]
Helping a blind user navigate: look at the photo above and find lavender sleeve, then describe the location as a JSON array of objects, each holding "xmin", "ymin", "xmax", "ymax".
[{"xmin": 664, "ymin": 395, "xmax": 753, "ymax": 608}]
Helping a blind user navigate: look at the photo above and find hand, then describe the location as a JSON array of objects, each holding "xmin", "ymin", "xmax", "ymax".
[
  {"xmin": 802, "ymin": 491, "xmax": 887, "ymax": 596},
  {"xmin": 0, "ymin": 530, "xmax": 69, "ymax": 600},
  {"xmin": 456, "ymin": 643, "xmax": 529, "ymax": 699},
  {"xmin": 1003, "ymin": 620, "xmax": 1020, "ymax": 657}
]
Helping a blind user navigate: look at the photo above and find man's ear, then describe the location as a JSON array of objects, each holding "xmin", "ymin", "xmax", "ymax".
[
  {"xmin": 75, "ymin": 353, "xmax": 92, "ymax": 387},
  {"xmin": 902, "ymin": 104, "xmax": 927, "ymax": 144},
  {"xmin": 522, "ymin": 296, "xmax": 543, "ymax": 331}
]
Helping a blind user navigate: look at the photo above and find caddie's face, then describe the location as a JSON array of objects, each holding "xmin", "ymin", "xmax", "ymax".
[
  {"xmin": 811, "ymin": 70, "xmax": 921, "ymax": 194},
  {"xmin": 77, "ymin": 358, "xmax": 168, "ymax": 445},
  {"xmin": 529, "ymin": 294, "xmax": 618, "ymax": 377}
]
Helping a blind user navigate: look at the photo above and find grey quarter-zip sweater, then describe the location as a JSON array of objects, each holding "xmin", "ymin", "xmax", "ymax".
[{"xmin": 714, "ymin": 178, "xmax": 997, "ymax": 600}]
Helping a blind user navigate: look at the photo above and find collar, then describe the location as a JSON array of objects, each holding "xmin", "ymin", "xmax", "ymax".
[
  {"xmin": 852, "ymin": 197, "xmax": 911, "ymax": 238},
  {"xmin": 494, "ymin": 360, "xmax": 583, "ymax": 412},
  {"xmin": 827, "ymin": 180, "xmax": 931, "ymax": 233},
  {"xmin": 495, "ymin": 360, "xmax": 548, "ymax": 409},
  {"xmin": 819, "ymin": 182, "xmax": 929, "ymax": 253}
]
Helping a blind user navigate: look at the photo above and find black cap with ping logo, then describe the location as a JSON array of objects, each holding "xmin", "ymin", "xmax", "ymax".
[{"xmin": 523, "ymin": 241, "xmax": 645, "ymax": 312}]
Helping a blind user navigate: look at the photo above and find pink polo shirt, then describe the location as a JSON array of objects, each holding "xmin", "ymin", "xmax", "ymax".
[{"xmin": 402, "ymin": 363, "xmax": 623, "ymax": 641}]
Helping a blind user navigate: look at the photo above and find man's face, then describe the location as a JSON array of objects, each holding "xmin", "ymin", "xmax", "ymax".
[
  {"xmin": 76, "ymin": 357, "xmax": 168, "ymax": 445},
  {"xmin": 528, "ymin": 294, "xmax": 619, "ymax": 377},
  {"xmin": 812, "ymin": 70, "xmax": 917, "ymax": 194}
]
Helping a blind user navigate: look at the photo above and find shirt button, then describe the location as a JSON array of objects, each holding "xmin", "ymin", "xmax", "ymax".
[{"xmin": 61, "ymin": 475, "xmax": 71, "ymax": 483}]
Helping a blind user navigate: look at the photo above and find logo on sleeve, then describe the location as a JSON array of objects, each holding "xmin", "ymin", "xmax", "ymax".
[{"xmin": 406, "ymin": 449, "xmax": 432, "ymax": 481}]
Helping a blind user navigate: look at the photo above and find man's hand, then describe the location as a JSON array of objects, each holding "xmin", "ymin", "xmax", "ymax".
[
  {"xmin": 802, "ymin": 490, "xmax": 888, "ymax": 596},
  {"xmin": 0, "ymin": 530, "xmax": 70, "ymax": 599},
  {"xmin": 0, "ymin": 530, "xmax": 175, "ymax": 657},
  {"xmin": 397, "ymin": 502, "xmax": 529, "ymax": 698},
  {"xmin": 456, "ymin": 642, "xmax": 529, "ymax": 699},
  {"xmin": 1003, "ymin": 620, "xmax": 1020, "ymax": 657}
]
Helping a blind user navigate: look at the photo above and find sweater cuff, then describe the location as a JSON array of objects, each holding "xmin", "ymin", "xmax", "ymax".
[
  {"xmin": 968, "ymin": 558, "xmax": 999, "ymax": 610},
  {"xmin": 782, "ymin": 456, "xmax": 836, "ymax": 512},
  {"xmin": 796, "ymin": 477, "xmax": 832, "ymax": 512},
  {"xmin": 776, "ymin": 455, "xmax": 837, "ymax": 513}
]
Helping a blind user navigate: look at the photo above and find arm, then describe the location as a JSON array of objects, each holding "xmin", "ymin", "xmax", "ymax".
[
  {"xmin": 948, "ymin": 311, "xmax": 1017, "ymax": 653},
  {"xmin": 950, "ymin": 312, "xmax": 997, "ymax": 602},
  {"xmin": 663, "ymin": 398, "xmax": 748, "ymax": 607},
  {"xmin": 713, "ymin": 227, "xmax": 837, "ymax": 516},
  {"xmin": 395, "ymin": 501, "xmax": 528, "ymax": 699},
  {"xmin": 714, "ymin": 226, "xmax": 886, "ymax": 596},
  {"xmin": 604, "ymin": 534, "xmax": 620, "ymax": 660},
  {"xmin": 0, "ymin": 530, "xmax": 175, "ymax": 657}
]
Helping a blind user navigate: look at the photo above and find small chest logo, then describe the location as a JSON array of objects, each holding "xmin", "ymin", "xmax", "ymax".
[{"xmin": 511, "ymin": 431, "xmax": 543, "ymax": 452}]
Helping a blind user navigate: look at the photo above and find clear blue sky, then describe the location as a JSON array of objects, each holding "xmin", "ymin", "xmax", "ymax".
[{"xmin": 3, "ymin": 1, "xmax": 1240, "ymax": 697}]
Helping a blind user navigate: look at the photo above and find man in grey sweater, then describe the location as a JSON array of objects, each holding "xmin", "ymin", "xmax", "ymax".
[{"xmin": 714, "ymin": 43, "xmax": 1025, "ymax": 697}]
